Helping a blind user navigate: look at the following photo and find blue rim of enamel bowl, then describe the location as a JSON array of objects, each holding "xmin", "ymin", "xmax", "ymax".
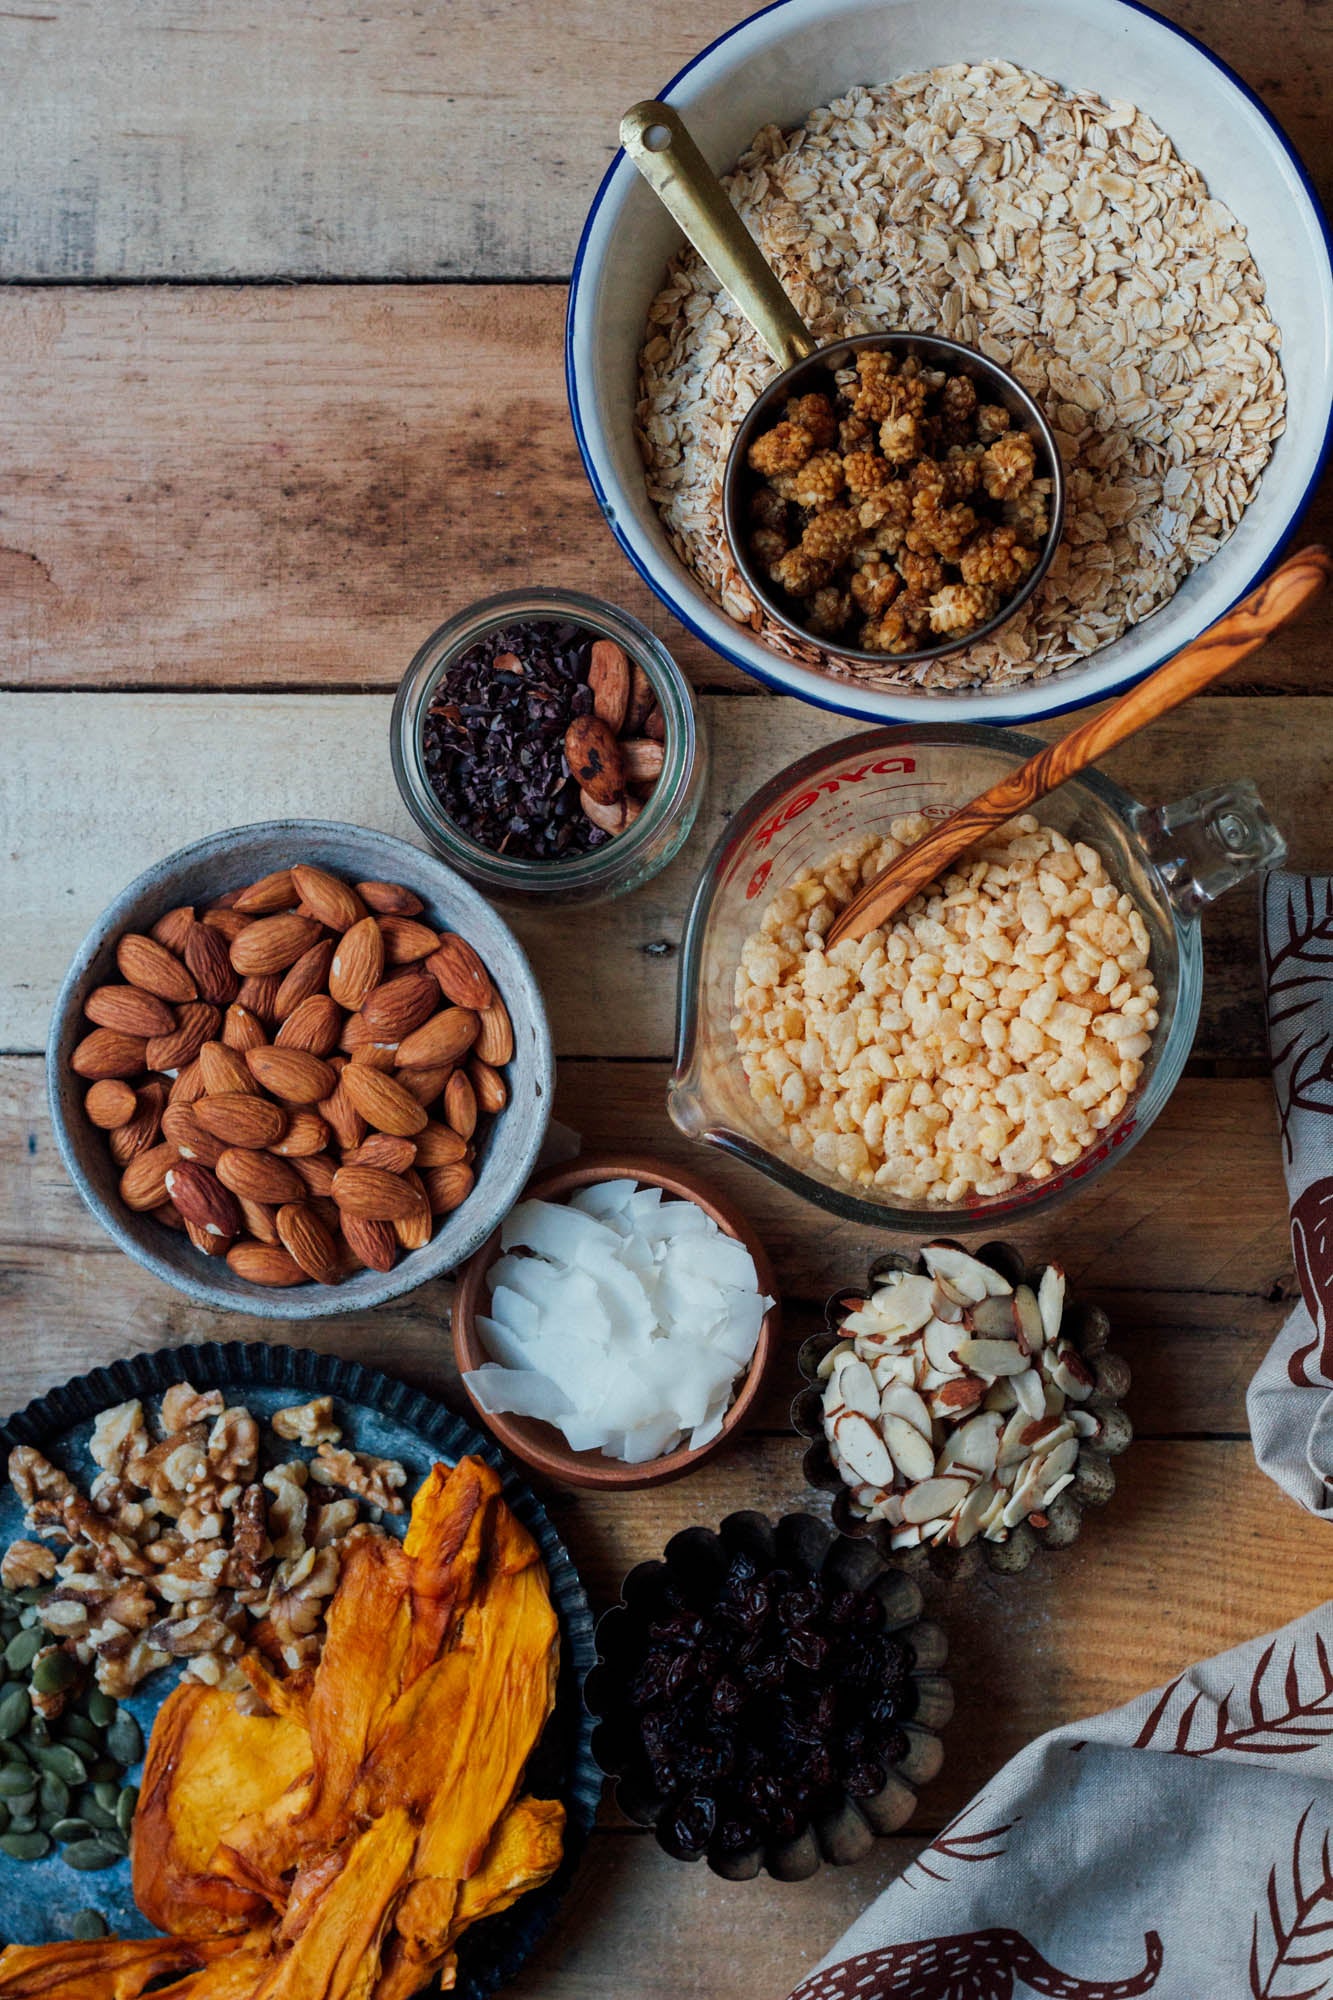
[{"xmin": 564, "ymin": 0, "xmax": 1333, "ymax": 725}]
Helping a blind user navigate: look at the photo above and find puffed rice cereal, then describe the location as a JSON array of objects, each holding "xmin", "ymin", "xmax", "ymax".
[{"xmin": 733, "ymin": 815, "xmax": 1158, "ymax": 1203}]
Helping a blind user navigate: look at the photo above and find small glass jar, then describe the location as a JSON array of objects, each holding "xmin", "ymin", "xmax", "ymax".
[{"xmin": 391, "ymin": 588, "xmax": 706, "ymax": 904}]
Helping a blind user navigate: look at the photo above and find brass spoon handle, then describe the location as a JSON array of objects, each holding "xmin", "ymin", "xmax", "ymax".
[
  {"xmin": 826, "ymin": 544, "xmax": 1333, "ymax": 948},
  {"xmin": 620, "ymin": 100, "xmax": 818, "ymax": 372}
]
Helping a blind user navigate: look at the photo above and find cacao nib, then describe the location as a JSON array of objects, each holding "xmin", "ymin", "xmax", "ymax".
[{"xmin": 421, "ymin": 618, "xmax": 610, "ymax": 861}]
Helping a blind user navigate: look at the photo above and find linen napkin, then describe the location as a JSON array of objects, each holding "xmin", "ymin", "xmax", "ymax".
[
  {"xmin": 1247, "ymin": 872, "xmax": 1333, "ymax": 1514},
  {"xmin": 787, "ymin": 1599, "xmax": 1333, "ymax": 2000}
]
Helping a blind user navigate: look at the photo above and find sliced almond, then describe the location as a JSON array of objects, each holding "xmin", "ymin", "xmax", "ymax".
[
  {"xmin": 1042, "ymin": 1470, "xmax": 1076, "ymax": 1507},
  {"xmin": 901, "ymin": 1476, "xmax": 971, "ymax": 1524},
  {"xmin": 938, "ymin": 1409, "xmax": 1001, "ymax": 1478},
  {"xmin": 921, "ymin": 1243, "xmax": 1010, "ymax": 1301},
  {"xmin": 880, "ymin": 1413, "xmax": 936, "ymax": 1484},
  {"xmin": 1038, "ymin": 1263, "xmax": 1066, "ymax": 1344},
  {"xmin": 831, "ymin": 1412, "xmax": 895, "ymax": 1488},
  {"xmin": 1013, "ymin": 1366, "xmax": 1047, "ymax": 1420},
  {"xmin": 923, "ymin": 1317, "xmax": 962, "ymax": 1375},
  {"xmin": 954, "ymin": 1338, "xmax": 1028, "ymax": 1379},
  {"xmin": 865, "ymin": 1271, "xmax": 935, "ymax": 1331},
  {"xmin": 1013, "ymin": 1285, "xmax": 1046, "ymax": 1355},
  {"xmin": 968, "ymin": 1293, "xmax": 1019, "ymax": 1338},
  {"xmin": 814, "ymin": 1340, "xmax": 854, "ymax": 1382},
  {"xmin": 837, "ymin": 1358, "xmax": 881, "ymax": 1420},
  {"xmin": 952, "ymin": 1479, "xmax": 998, "ymax": 1546},
  {"xmin": 879, "ymin": 1383, "xmax": 932, "ymax": 1440}
]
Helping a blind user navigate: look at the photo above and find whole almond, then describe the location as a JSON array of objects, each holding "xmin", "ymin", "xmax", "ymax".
[
  {"xmin": 339, "ymin": 1211, "xmax": 398, "ymax": 1273},
  {"xmin": 356, "ymin": 880, "xmax": 424, "ymax": 917},
  {"xmin": 145, "ymin": 1002, "xmax": 221, "ymax": 1074},
  {"xmin": 151, "ymin": 1199, "xmax": 187, "ymax": 1233},
  {"xmin": 71, "ymin": 1028, "xmax": 148, "ymax": 1080},
  {"xmin": 342, "ymin": 1015, "xmax": 399, "ymax": 1071},
  {"xmin": 167, "ymin": 1060, "xmax": 208, "ymax": 1107},
  {"xmin": 331, "ymin": 1165, "xmax": 424, "ymax": 1223},
  {"xmin": 475, "ymin": 997, "xmax": 514, "ymax": 1068},
  {"xmin": 276, "ymin": 1202, "xmax": 342, "ymax": 1285},
  {"xmin": 199, "ymin": 1040, "xmax": 261, "ymax": 1097},
  {"xmin": 422, "ymin": 1162, "xmax": 475, "ymax": 1215},
  {"xmin": 237, "ymin": 1196, "xmax": 281, "ymax": 1245},
  {"xmin": 273, "ymin": 939, "xmax": 335, "ymax": 1019},
  {"xmin": 395, "ymin": 1008, "xmax": 479, "ymax": 1070},
  {"xmin": 328, "ymin": 916, "xmax": 385, "ymax": 1010},
  {"xmin": 185, "ymin": 922, "xmax": 241, "ymax": 1003},
  {"xmin": 207, "ymin": 887, "xmax": 246, "ymax": 911},
  {"xmin": 187, "ymin": 1221, "xmax": 232, "ymax": 1258},
  {"xmin": 164, "ymin": 1160, "xmax": 241, "ymax": 1239},
  {"xmin": 415, "ymin": 1121, "xmax": 468, "ymax": 1168},
  {"xmin": 469, "ymin": 1057, "xmax": 508, "ymax": 1115},
  {"xmin": 200, "ymin": 907, "xmax": 252, "ymax": 944},
  {"xmin": 377, "ymin": 916, "xmax": 440, "ymax": 966},
  {"xmin": 318, "ymin": 1078, "xmax": 367, "ymax": 1152},
  {"xmin": 222, "ymin": 1003, "xmax": 268, "ymax": 1053},
  {"xmin": 195, "ymin": 1093, "xmax": 289, "ymax": 1149},
  {"xmin": 236, "ymin": 973, "xmax": 282, "ymax": 1022},
  {"xmin": 245, "ymin": 1046, "xmax": 336, "ymax": 1104},
  {"xmin": 342, "ymin": 1133, "xmax": 418, "ymax": 1174},
  {"xmin": 151, "ymin": 906, "xmax": 196, "ymax": 956},
  {"xmin": 269, "ymin": 1109, "xmax": 330, "ymax": 1158},
  {"xmin": 226, "ymin": 1241, "xmax": 308, "ymax": 1287},
  {"xmin": 230, "ymin": 913, "xmax": 324, "ymax": 977},
  {"xmin": 85, "ymin": 985, "xmax": 176, "ymax": 1039},
  {"xmin": 392, "ymin": 1170, "xmax": 433, "ymax": 1251},
  {"xmin": 162, "ymin": 1104, "xmax": 227, "ymax": 1168},
  {"xmin": 564, "ymin": 715, "xmax": 626, "ymax": 805},
  {"xmin": 116, "ymin": 934, "xmax": 197, "ymax": 1004},
  {"xmin": 444, "ymin": 1069, "xmax": 477, "ymax": 1141},
  {"xmin": 120, "ymin": 1143, "xmax": 178, "ymax": 1211},
  {"xmin": 215, "ymin": 1148, "xmax": 307, "ymax": 1207},
  {"xmin": 85, "ymin": 1079, "xmax": 138, "ymax": 1130},
  {"xmin": 292, "ymin": 1152, "xmax": 338, "ymax": 1198},
  {"xmin": 362, "ymin": 971, "xmax": 439, "ymax": 1041},
  {"xmin": 626, "ymin": 658, "xmax": 656, "ymax": 734},
  {"xmin": 234, "ymin": 870, "xmax": 297, "ymax": 915},
  {"xmin": 340, "ymin": 1065, "xmax": 429, "ymax": 1138},
  {"xmin": 109, "ymin": 1081, "xmax": 167, "ymax": 1164},
  {"xmin": 396, "ymin": 1064, "xmax": 453, "ymax": 1107},
  {"xmin": 644, "ymin": 701, "xmax": 666, "ymax": 744},
  {"xmin": 426, "ymin": 936, "xmax": 494, "ymax": 1012},
  {"xmin": 621, "ymin": 737, "xmax": 665, "ymax": 784},
  {"xmin": 276, "ymin": 993, "xmax": 342, "ymax": 1057},
  {"xmin": 588, "ymin": 637, "xmax": 631, "ymax": 732},
  {"xmin": 291, "ymin": 865, "xmax": 367, "ymax": 932}
]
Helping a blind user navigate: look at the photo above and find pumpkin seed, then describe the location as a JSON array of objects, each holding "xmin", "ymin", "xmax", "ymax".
[
  {"xmin": 92, "ymin": 1780, "xmax": 120, "ymax": 1813},
  {"xmin": 97, "ymin": 1826, "xmax": 128, "ymax": 1857},
  {"xmin": 23, "ymin": 1715, "xmax": 49, "ymax": 1750},
  {"xmin": 0, "ymin": 1689, "xmax": 31, "ymax": 1740},
  {"xmin": 38, "ymin": 1771, "xmax": 70, "ymax": 1820},
  {"xmin": 31, "ymin": 1744, "xmax": 86, "ymax": 1786},
  {"xmin": 106, "ymin": 1713, "xmax": 143, "ymax": 1766},
  {"xmin": 51, "ymin": 1817, "xmax": 94, "ymax": 1843},
  {"xmin": 4, "ymin": 1631, "xmax": 41, "ymax": 1674},
  {"xmin": 31, "ymin": 1650, "xmax": 76, "ymax": 1697},
  {"xmin": 62, "ymin": 1837, "xmax": 118, "ymax": 1871},
  {"xmin": 0, "ymin": 1831, "xmax": 49, "ymax": 1860},
  {"xmin": 70, "ymin": 1909, "xmax": 108, "ymax": 1941},
  {"xmin": 14, "ymin": 1588, "xmax": 46, "ymax": 1607},
  {"xmin": 87, "ymin": 1692, "xmax": 116, "ymax": 1730},
  {"xmin": 59, "ymin": 1715, "xmax": 100, "ymax": 1752},
  {"xmin": 116, "ymin": 1786, "xmax": 138, "ymax": 1836},
  {"xmin": 0, "ymin": 1763, "xmax": 34, "ymax": 1797},
  {"xmin": 76, "ymin": 1790, "xmax": 118, "ymax": 1832},
  {"xmin": 0, "ymin": 1742, "xmax": 28, "ymax": 1767},
  {"xmin": 6, "ymin": 1813, "xmax": 37, "ymax": 1835}
]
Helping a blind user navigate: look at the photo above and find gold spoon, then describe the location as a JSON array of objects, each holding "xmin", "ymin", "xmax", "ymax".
[{"xmin": 825, "ymin": 544, "xmax": 1332, "ymax": 948}]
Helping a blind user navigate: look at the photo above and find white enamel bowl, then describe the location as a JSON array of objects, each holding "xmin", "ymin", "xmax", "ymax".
[{"xmin": 566, "ymin": 0, "xmax": 1333, "ymax": 724}]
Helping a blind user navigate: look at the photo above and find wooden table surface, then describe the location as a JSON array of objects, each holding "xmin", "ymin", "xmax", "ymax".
[{"xmin": 2, "ymin": 3, "xmax": 1331, "ymax": 1992}]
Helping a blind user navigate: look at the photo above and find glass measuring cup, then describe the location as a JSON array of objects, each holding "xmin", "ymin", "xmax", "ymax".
[{"xmin": 671, "ymin": 726, "xmax": 1285, "ymax": 1229}]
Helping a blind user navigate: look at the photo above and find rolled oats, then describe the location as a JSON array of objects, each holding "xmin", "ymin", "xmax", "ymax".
[{"xmin": 638, "ymin": 63, "xmax": 1285, "ymax": 692}]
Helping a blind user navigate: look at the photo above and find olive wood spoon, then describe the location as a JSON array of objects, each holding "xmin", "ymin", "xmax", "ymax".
[{"xmin": 826, "ymin": 544, "xmax": 1332, "ymax": 948}]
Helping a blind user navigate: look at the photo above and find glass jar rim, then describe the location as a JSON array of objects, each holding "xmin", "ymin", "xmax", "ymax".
[{"xmin": 390, "ymin": 587, "xmax": 698, "ymax": 893}]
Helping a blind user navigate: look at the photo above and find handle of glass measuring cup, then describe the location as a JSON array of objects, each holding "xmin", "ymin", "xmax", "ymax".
[
  {"xmin": 1132, "ymin": 780, "xmax": 1287, "ymax": 916},
  {"xmin": 620, "ymin": 100, "xmax": 818, "ymax": 373}
]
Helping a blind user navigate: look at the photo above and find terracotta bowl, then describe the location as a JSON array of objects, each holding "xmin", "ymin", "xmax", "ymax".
[{"xmin": 452, "ymin": 1154, "xmax": 779, "ymax": 1489}]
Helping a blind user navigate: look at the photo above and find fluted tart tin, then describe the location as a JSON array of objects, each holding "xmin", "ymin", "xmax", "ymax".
[
  {"xmin": 586, "ymin": 1509, "xmax": 951, "ymax": 1882},
  {"xmin": 792, "ymin": 1240, "xmax": 1132, "ymax": 1578}
]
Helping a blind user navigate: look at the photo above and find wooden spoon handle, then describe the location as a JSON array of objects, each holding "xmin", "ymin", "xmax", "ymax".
[{"xmin": 827, "ymin": 544, "xmax": 1331, "ymax": 947}]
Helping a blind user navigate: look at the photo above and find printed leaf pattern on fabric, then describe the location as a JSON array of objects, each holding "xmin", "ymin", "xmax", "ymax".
[
  {"xmin": 1250, "ymin": 1803, "xmax": 1333, "ymax": 2000},
  {"xmin": 788, "ymin": 1928, "xmax": 1163, "ymax": 2000},
  {"xmin": 1134, "ymin": 1635, "xmax": 1333, "ymax": 1760},
  {"xmin": 905, "ymin": 1799, "xmax": 1019, "ymax": 1889},
  {"xmin": 1263, "ymin": 877, "xmax": 1333, "ymax": 1165}
]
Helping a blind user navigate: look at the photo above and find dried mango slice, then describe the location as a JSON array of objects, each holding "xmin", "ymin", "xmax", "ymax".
[{"xmin": 0, "ymin": 1936, "xmax": 238, "ymax": 1997}]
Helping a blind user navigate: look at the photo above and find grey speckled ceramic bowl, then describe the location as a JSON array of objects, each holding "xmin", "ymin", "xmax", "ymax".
[{"xmin": 46, "ymin": 821, "xmax": 554, "ymax": 1320}]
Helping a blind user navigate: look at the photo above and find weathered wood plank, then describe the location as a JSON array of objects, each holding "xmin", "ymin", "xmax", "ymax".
[
  {"xmin": 0, "ymin": 1053, "xmax": 1292, "ymax": 1432},
  {"xmin": 506, "ymin": 1830, "xmax": 925, "ymax": 2000},
  {"xmin": 2, "ymin": 689, "xmax": 1328, "ymax": 1059},
  {"xmin": 0, "ymin": 0, "xmax": 1327, "ymax": 282},
  {"xmin": 0, "ymin": 286, "xmax": 1328, "ymax": 697}
]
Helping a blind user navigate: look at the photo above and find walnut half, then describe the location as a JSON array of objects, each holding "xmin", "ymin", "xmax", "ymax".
[{"xmin": 270, "ymin": 1397, "xmax": 342, "ymax": 1448}]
